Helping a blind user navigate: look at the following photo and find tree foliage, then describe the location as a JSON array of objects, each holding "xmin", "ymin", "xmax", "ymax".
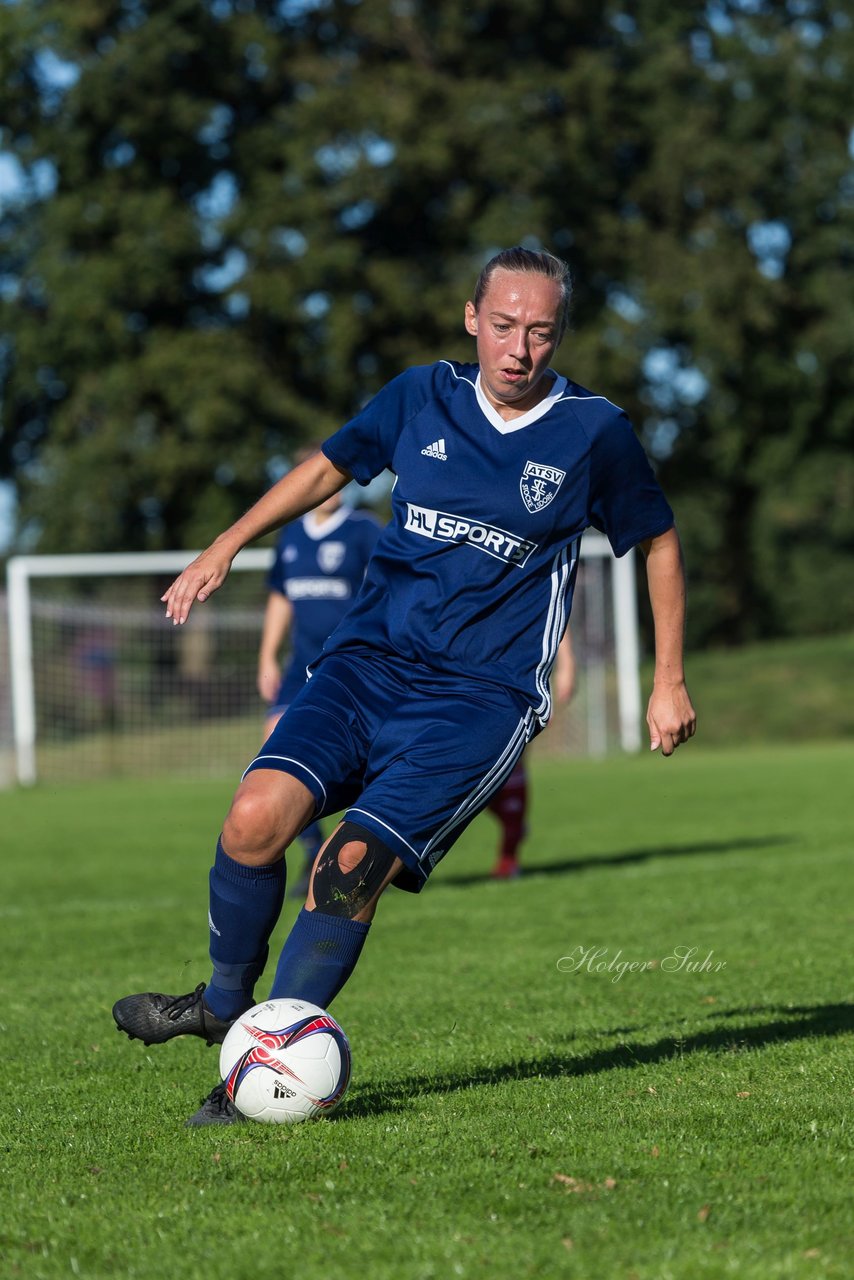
[{"xmin": 1, "ymin": 0, "xmax": 852, "ymax": 645}]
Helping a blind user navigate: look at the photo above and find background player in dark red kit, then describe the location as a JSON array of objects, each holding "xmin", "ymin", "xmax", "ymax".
[{"xmin": 488, "ymin": 628, "xmax": 575, "ymax": 879}]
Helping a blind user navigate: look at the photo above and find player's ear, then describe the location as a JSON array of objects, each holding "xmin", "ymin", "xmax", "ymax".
[{"xmin": 464, "ymin": 300, "xmax": 478, "ymax": 336}]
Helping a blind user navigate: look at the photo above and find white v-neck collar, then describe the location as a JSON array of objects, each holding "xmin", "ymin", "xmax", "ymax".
[
  {"xmin": 475, "ymin": 371, "xmax": 568, "ymax": 434},
  {"xmin": 302, "ymin": 507, "xmax": 350, "ymax": 540}
]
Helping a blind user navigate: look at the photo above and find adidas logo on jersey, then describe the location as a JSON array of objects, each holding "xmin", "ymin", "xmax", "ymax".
[{"xmin": 421, "ymin": 438, "xmax": 448, "ymax": 460}]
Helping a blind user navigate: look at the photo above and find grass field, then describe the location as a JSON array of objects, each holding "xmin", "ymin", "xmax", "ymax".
[
  {"xmin": 644, "ymin": 632, "xmax": 854, "ymax": 747},
  {"xmin": 1, "ymin": 741, "xmax": 852, "ymax": 1279}
]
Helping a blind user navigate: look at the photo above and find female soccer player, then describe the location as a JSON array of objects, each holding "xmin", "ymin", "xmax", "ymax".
[{"xmin": 113, "ymin": 247, "xmax": 696, "ymax": 1124}]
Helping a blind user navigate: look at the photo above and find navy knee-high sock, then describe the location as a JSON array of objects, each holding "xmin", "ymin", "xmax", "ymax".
[
  {"xmin": 269, "ymin": 908, "xmax": 370, "ymax": 1008},
  {"xmin": 206, "ymin": 838, "xmax": 286, "ymax": 1020}
]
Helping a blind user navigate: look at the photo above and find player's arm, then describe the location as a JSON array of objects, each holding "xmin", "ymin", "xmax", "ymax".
[
  {"xmin": 163, "ymin": 450, "xmax": 352, "ymax": 625},
  {"xmin": 553, "ymin": 627, "xmax": 576, "ymax": 704},
  {"xmin": 639, "ymin": 526, "xmax": 697, "ymax": 756},
  {"xmin": 257, "ymin": 592, "xmax": 294, "ymax": 703}
]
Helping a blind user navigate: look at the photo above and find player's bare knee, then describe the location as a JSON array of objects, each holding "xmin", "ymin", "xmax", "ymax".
[
  {"xmin": 223, "ymin": 788, "xmax": 283, "ymax": 862},
  {"xmin": 312, "ymin": 822, "xmax": 397, "ymax": 919}
]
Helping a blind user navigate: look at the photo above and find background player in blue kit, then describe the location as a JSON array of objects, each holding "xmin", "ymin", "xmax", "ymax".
[
  {"xmin": 113, "ymin": 247, "xmax": 696, "ymax": 1125},
  {"xmin": 257, "ymin": 455, "xmax": 382, "ymax": 896}
]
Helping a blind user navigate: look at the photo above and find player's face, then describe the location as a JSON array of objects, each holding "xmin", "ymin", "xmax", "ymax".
[{"xmin": 464, "ymin": 269, "xmax": 563, "ymax": 417}]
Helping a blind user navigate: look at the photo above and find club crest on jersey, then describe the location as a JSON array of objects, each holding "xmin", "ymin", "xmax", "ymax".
[
  {"xmin": 520, "ymin": 461, "xmax": 566, "ymax": 514},
  {"xmin": 317, "ymin": 541, "xmax": 346, "ymax": 573}
]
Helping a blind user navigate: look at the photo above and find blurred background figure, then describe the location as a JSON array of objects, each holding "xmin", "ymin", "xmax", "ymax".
[
  {"xmin": 72, "ymin": 626, "xmax": 118, "ymax": 733},
  {"xmin": 257, "ymin": 447, "xmax": 383, "ymax": 896}
]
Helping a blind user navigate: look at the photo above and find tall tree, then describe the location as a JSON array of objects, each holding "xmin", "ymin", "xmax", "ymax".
[
  {"xmin": 606, "ymin": 2, "xmax": 854, "ymax": 643},
  {"xmin": 1, "ymin": 0, "xmax": 851, "ymax": 644}
]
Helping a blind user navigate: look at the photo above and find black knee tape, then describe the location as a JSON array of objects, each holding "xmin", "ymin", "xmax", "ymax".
[{"xmin": 312, "ymin": 822, "xmax": 397, "ymax": 918}]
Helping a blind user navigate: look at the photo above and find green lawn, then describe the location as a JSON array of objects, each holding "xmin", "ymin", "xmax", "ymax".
[
  {"xmin": 642, "ymin": 630, "xmax": 854, "ymax": 747},
  {"xmin": 1, "ymin": 741, "xmax": 851, "ymax": 1279}
]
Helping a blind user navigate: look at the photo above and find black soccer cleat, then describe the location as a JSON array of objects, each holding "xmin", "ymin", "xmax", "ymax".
[
  {"xmin": 185, "ymin": 1082, "xmax": 246, "ymax": 1128},
  {"xmin": 112, "ymin": 982, "xmax": 235, "ymax": 1047}
]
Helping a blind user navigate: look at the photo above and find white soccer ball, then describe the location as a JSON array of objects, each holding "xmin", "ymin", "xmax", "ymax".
[{"xmin": 219, "ymin": 997, "xmax": 351, "ymax": 1124}]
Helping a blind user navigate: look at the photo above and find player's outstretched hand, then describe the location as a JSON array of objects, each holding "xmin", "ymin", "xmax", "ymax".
[
  {"xmin": 161, "ymin": 545, "xmax": 234, "ymax": 625},
  {"xmin": 646, "ymin": 681, "xmax": 696, "ymax": 756}
]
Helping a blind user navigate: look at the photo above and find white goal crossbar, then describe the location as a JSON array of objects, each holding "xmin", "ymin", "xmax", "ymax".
[{"xmin": 6, "ymin": 534, "xmax": 641, "ymax": 787}]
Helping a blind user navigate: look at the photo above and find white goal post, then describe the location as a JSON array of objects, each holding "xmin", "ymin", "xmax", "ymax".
[{"xmin": 6, "ymin": 534, "xmax": 642, "ymax": 787}]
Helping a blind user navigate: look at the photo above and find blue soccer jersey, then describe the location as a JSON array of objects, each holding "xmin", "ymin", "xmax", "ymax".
[
  {"xmin": 320, "ymin": 361, "xmax": 673, "ymax": 723},
  {"xmin": 267, "ymin": 508, "xmax": 383, "ymax": 704}
]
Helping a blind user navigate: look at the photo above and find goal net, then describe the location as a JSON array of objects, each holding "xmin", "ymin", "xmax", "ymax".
[{"xmin": 5, "ymin": 535, "xmax": 642, "ymax": 786}]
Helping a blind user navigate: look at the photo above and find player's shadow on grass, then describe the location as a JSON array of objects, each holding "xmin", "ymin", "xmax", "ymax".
[
  {"xmin": 432, "ymin": 834, "xmax": 796, "ymax": 888},
  {"xmin": 344, "ymin": 1001, "xmax": 854, "ymax": 1118}
]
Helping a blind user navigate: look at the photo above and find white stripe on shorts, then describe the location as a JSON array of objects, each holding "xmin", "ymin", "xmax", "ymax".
[
  {"xmin": 344, "ymin": 808, "xmax": 421, "ymax": 860},
  {"xmin": 421, "ymin": 709, "xmax": 535, "ymax": 867},
  {"xmin": 241, "ymin": 755, "xmax": 328, "ymax": 809}
]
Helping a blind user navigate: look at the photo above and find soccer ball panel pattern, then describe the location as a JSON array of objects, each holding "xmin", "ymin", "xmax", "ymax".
[{"xmin": 218, "ymin": 998, "xmax": 351, "ymax": 1124}]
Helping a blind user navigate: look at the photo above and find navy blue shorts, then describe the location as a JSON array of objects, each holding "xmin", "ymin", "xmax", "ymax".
[{"xmin": 242, "ymin": 650, "xmax": 537, "ymax": 892}]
